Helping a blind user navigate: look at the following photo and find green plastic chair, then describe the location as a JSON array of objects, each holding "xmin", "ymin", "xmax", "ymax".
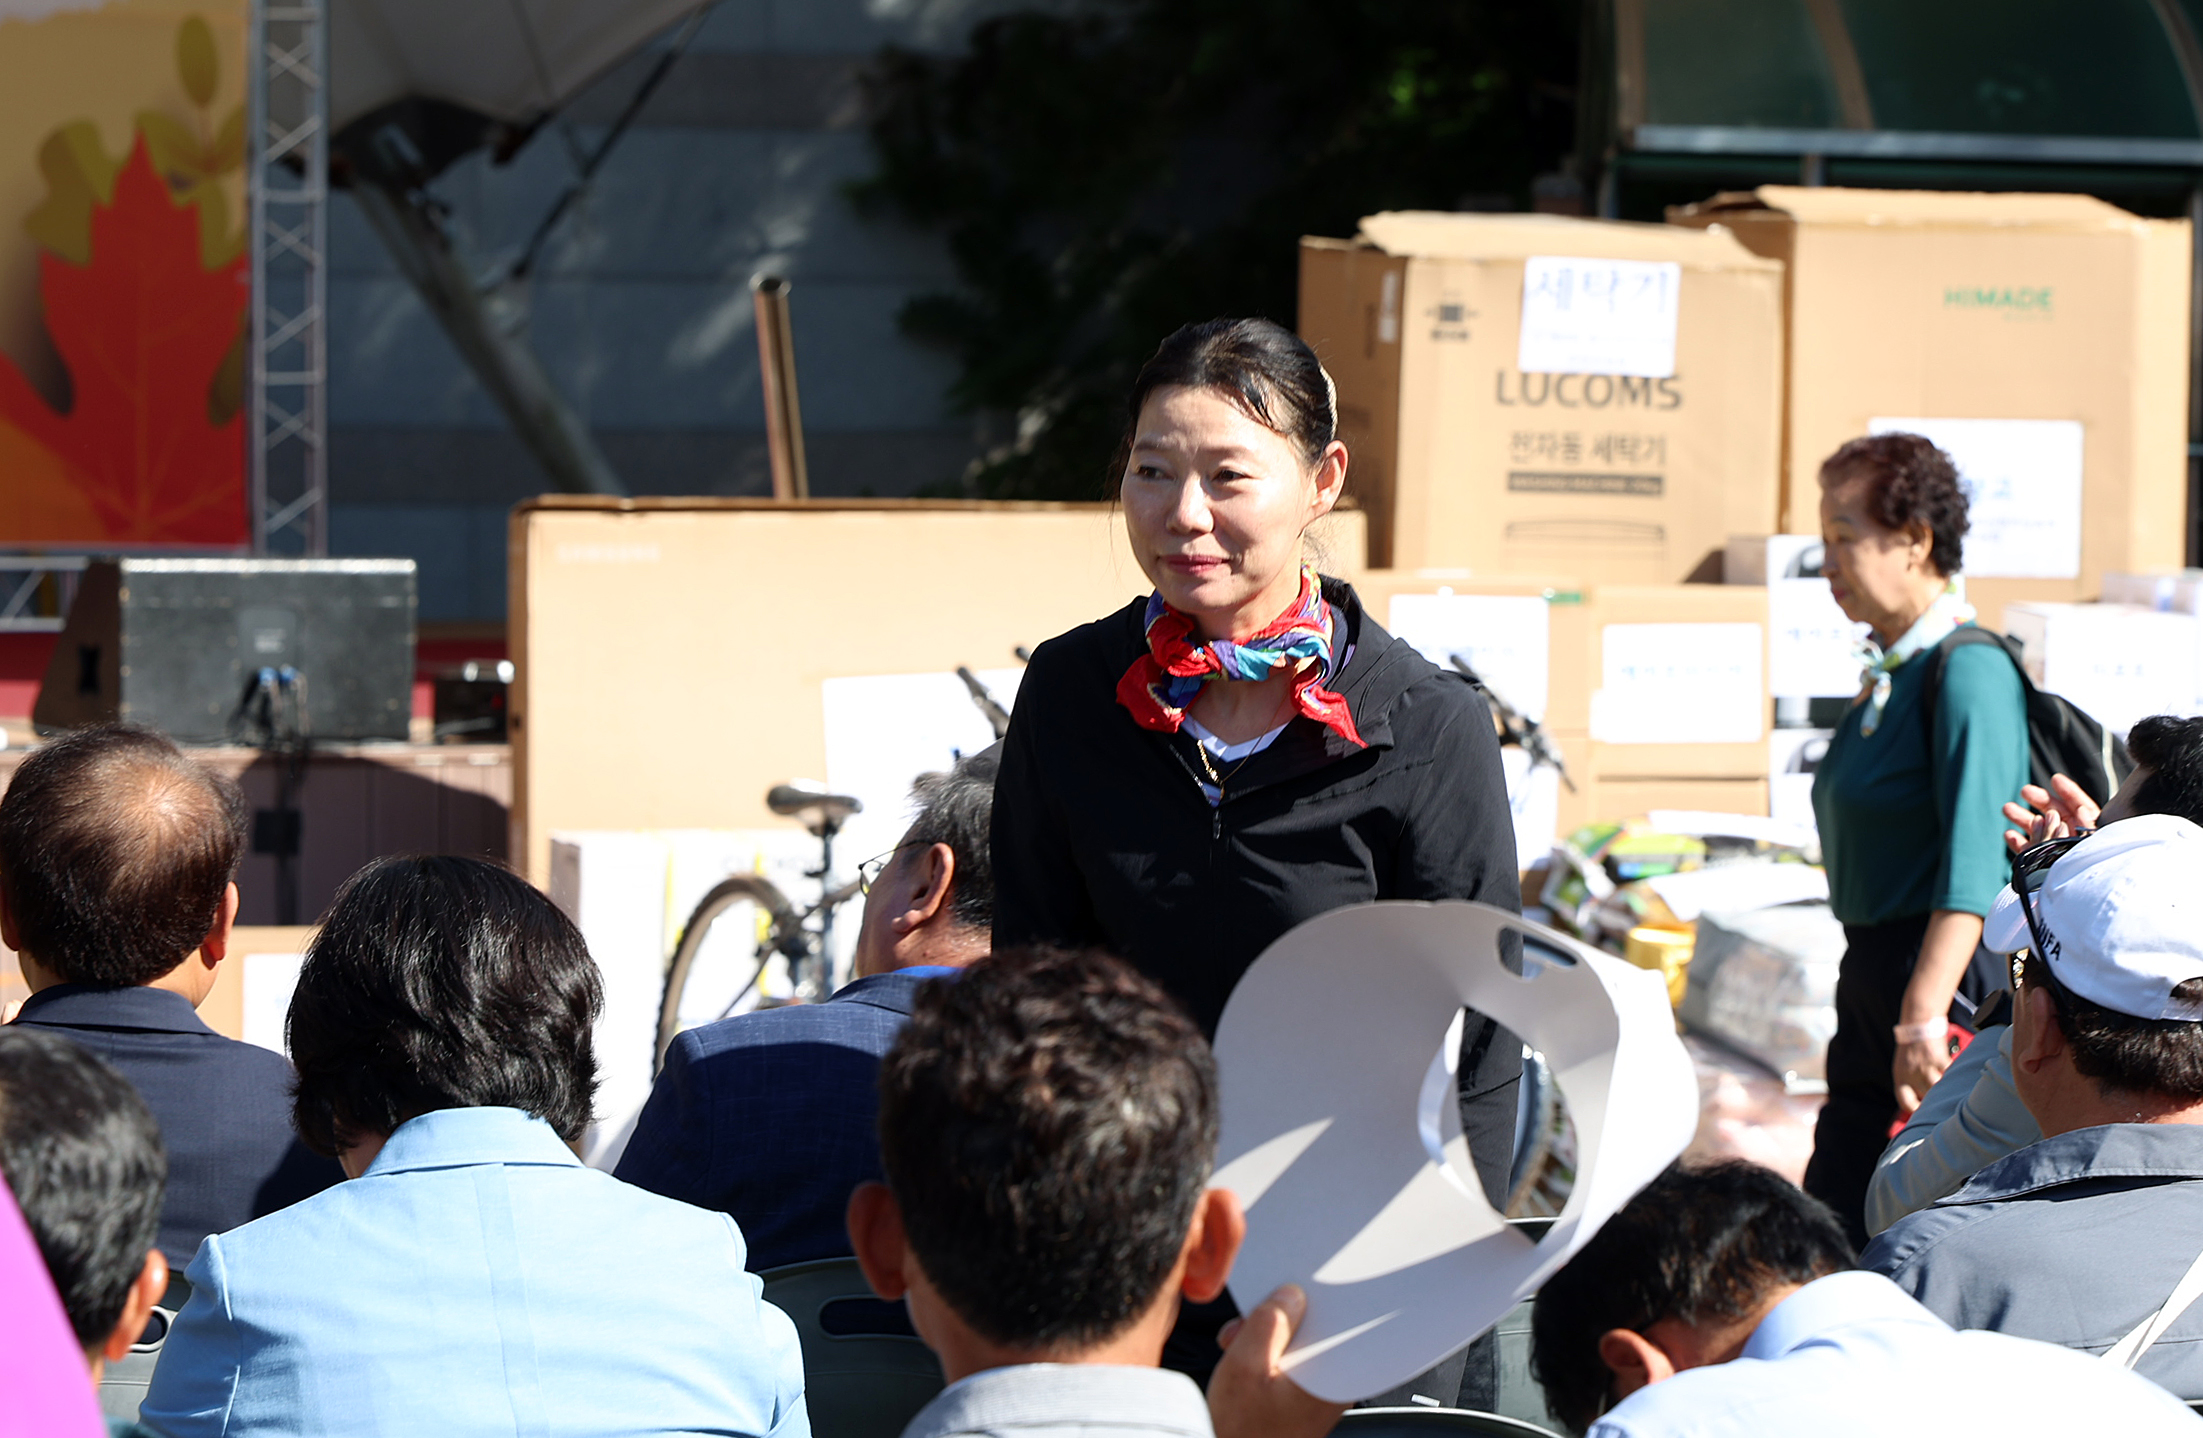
[
  {"xmin": 759, "ymin": 1258, "xmax": 944, "ymax": 1438},
  {"xmin": 1335, "ymin": 1407, "xmax": 1564, "ymax": 1437}
]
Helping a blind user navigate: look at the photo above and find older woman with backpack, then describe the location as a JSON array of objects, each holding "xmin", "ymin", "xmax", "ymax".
[{"xmin": 1806, "ymin": 433, "xmax": 2030, "ymax": 1249}]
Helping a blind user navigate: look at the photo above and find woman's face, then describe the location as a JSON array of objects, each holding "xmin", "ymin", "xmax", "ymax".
[
  {"xmin": 1818, "ymin": 474, "xmax": 1941, "ymax": 641},
  {"xmin": 1120, "ymin": 384, "xmax": 1345, "ymax": 640}
]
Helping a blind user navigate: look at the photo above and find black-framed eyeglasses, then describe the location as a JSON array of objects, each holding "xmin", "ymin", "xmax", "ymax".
[
  {"xmin": 2010, "ymin": 831, "xmax": 2089, "ymax": 968},
  {"xmin": 858, "ymin": 845, "xmax": 916, "ymax": 896}
]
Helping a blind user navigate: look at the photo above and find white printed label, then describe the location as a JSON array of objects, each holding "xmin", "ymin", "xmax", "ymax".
[
  {"xmin": 1518, "ymin": 256, "xmax": 1681, "ymax": 378},
  {"xmin": 1867, "ymin": 417, "xmax": 2083, "ymax": 580},
  {"xmin": 1590, "ymin": 622, "xmax": 1763, "ymax": 744},
  {"xmin": 1387, "ymin": 593, "xmax": 1551, "ymax": 722}
]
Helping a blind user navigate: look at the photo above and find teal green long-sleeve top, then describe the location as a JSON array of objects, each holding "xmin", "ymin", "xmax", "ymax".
[{"xmin": 1812, "ymin": 630, "xmax": 2029, "ymax": 928}]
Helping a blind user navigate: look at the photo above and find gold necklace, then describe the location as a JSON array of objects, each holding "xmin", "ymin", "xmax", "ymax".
[{"xmin": 1193, "ymin": 737, "xmax": 1261, "ymax": 793}]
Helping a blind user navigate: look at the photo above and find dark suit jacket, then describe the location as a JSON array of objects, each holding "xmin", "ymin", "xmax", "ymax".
[
  {"xmin": 12, "ymin": 985, "xmax": 342, "ymax": 1266},
  {"xmin": 615, "ymin": 969, "xmax": 946, "ymax": 1273}
]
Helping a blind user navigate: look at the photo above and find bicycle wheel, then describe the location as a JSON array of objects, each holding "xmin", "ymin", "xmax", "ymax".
[{"xmin": 656, "ymin": 874, "xmax": 801, "ymax": 1074}]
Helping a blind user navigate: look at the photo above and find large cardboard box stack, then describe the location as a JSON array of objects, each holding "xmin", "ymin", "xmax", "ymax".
[
  {"xmin": 1299, "ymin": 212, "xmax": 1784, "ymax": 576},
  {"xmin": 1670, "ymin": 188, "xmax": 2191, "ymax": 631}
]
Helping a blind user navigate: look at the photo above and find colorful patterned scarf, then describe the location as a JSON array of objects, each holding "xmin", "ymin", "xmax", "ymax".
[{"xmin": 1115, "ymin": 568, "xmax": 1365, "ymax": 748}]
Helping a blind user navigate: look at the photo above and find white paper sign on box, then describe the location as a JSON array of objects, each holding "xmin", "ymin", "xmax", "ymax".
[
  {"xmin": 1212, "ymin": 902, "xmax": 1696, "ymax": 1402},
  {"xmin": 2003, "ymin": 603, "xmax": 2201, "ymax": 735},
  {"xmin": 1590, "ymin": 622, "xmax": 1764, "ymax": 744},
  {"xmin": 549, "ymin": 828, "xmax": 818, "ymax": 1169},
  {"xmin": 241, "ymin": 950, "xmax": 309, "ymax": 1057},
  {"xmin": 1868, "ymin": 417, "xmax": 2083, "ymax": 579},
  {"xmin": 1387, "ymin": 593, "xmax": 1551, "ymax": 722},
  {"xmin": 1518, "ymin": 256, "xmax": 1681, "ymax": 378}
]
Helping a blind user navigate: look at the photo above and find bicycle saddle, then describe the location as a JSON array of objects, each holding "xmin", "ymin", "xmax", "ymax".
[{"xmin": 767, "ymin": 781, "xmax": 863, "ymax": 828}]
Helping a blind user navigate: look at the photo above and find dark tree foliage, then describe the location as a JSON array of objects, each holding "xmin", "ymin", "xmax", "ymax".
[{"xmin": 855, "ymin": 0, "xmax": 1581, "ymax": 499}]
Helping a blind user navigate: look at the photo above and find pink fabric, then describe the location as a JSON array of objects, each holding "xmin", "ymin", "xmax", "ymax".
[{"xmin": 0, "ymin": 1173, "xmax": 104, "ymax": 1437}]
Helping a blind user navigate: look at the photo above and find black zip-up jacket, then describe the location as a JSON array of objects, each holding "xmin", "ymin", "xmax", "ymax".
[{"xmin": 992, "ymin": 576, "xmax": 1521, "ymax": 1040}]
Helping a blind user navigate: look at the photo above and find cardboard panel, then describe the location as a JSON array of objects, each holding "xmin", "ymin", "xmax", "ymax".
[
  {"xmin": 510, "ymin": 501, "xmax": 1368, "ymax": 883},
  {"xmin": 1350, "ymin": 570, "xmax": 1588, "ymax": 728},
  {"xmin": 1672, "ymin": 188, "xmax": 2191, "ymax": 594}
]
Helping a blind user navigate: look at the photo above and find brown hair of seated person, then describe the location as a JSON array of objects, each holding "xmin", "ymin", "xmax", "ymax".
[
  {"xmin": 286, "ymin": 855, "xmax": 602, "ymax": 1171},
  {"xmin": 846, "ymin": 946, "xmax": 1242, "ymax": 1378}
]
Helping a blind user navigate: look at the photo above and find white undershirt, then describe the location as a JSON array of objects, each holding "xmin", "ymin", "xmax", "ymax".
[{"xmin": 1183, "ymin": 717, "xmax": 1289, "ymax": 805}]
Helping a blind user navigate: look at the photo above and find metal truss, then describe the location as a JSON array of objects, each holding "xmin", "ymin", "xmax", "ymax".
[
  {"xmin": 0, "ymin": 556, "xmax": 85, "ymax": 633},
  {"xmin": 249, "ymin": 0, "xmax": 328, "ymax": 556}
]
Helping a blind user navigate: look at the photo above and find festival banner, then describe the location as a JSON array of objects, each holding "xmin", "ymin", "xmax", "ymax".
[{"xmin": 0, "ymin": 0, "xmax": 249, "ymax": 547}]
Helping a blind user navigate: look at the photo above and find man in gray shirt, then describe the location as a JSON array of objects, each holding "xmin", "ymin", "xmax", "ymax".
[
  {"xmin": 846, "ymin": 946, "xmax": 1343, "ymax": 1438},
  {"xmin": 1862, "ymin": 814, "xmax": 2203, "ymax": 1399},
  {"xmin": 1867, "ymin": 713, "xmax": 2203, "ymax": 1235}
]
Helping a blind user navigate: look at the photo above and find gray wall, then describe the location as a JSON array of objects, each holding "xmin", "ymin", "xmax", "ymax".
[{"xmin": 330, "ymin": 0, "xmax": 1028, "ymax": 621}]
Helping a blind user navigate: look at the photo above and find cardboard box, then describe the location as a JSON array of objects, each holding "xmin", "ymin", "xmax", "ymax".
[
  {"xmin": 1577, "ymin": 585, "xmax": 1770, "ymax": 776},
  {"xmin": 1356, "ymin": 575, "xmax": 1768, "ymax": 782},
  {"xmin": 1669, "ymin": 188, "xmax": 2191, "ymax": 601},
  {"xmin": 1352, "ymin": 571, "xmax": 1585, "ymax": 725},
  {"xmin": 2003, "ymin": 602, "xmax": 2201, "ymax": 735},
  {"xmin": 1557, "ymin": 772, "xmax": 1771, "ymax": 839},
  {"xmin": 2103, "ymin": 570, "xmax": 2203, "ymax": 611},
  {"xmin": 1300, "ymin": 212, "xmax": 1784, "ymax": 575}
]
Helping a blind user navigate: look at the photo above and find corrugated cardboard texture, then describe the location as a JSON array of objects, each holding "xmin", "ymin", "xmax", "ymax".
[
  {"xmin": 1300, "ymin": 240, "xmax": 1410, "ymax": 566},
  {"xmin": 1351, "ymin": 573, "xmax": 1768, "ymax": 783},
  {"xmin": 509, "ymin": 501, "xmax": 1367, "ymax": 883},
  {"xmin": 1301, "ymin": 213, "xmax": 1783, "ymax": 582},
  {"xmin": 1671, "ymin": 187, "xmax": 2191, "ymax": 602}
]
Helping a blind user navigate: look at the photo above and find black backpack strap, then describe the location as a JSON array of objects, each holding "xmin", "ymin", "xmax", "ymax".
[{"xmin": 1917, "ymin": 624, "xmax": 2024, "ymax": 736}]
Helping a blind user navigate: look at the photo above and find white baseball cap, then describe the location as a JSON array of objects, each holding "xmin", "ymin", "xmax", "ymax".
[{"xmin": 1983, "ymin": 812, "xmax": 2203, "ymax": 1021}]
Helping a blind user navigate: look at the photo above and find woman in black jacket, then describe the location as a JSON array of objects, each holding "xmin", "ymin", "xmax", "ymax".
[{"xmin": 991, "ymin": 317, "xmax": 1524, "ymax": 1198}]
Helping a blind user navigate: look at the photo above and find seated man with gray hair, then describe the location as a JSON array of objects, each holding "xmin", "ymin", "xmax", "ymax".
[{"xmin": 617, "ymin": 752, "xmax": 996, "ymax": 1272}]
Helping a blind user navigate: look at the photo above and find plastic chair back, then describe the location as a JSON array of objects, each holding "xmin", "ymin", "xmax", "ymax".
[
  {"xmin": 1335, "ymin": 1406, "xmax": 1563, "ymax": 1437},
  {"xmin": 760, "ymin": 1258, "xmax": 943, "ymax": 1438},
  {"xmin": 98, "ymin": 1275, "xmax": 191, "ymax": 1424}
]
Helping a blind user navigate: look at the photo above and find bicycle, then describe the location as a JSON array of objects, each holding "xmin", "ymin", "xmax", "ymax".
[
  {"xmin": 652, "ymin": 665, "xmax": 1019, "ymax": 1074},
  {"xmin": 652, "ymin": 781, "xmax": 866, "ymax": 1074}
]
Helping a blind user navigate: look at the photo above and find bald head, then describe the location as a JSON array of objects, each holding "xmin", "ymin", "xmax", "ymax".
[{"xmin": 0, "ymin": 725, "xmax": 247, "ymax": 987}]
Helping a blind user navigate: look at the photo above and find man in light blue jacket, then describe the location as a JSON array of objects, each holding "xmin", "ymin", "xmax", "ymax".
[{"xmin": 140, "ymin": 856, "xmax": 809, "ymax": 1438}]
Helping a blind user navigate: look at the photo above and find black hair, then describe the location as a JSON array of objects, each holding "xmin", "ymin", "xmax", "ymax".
[
  {"xmin": 2021, "ymin": 947, "xmax": 2203, "ymax": 1101},
  {"xmin": 0, "ymin": 1026, "xmax": 165, "ymax": 1348},
  {"xmin": 904, "ymin": 750, "xmax": 998, "ymax": 931},
  {"xmin": 1124, "ymin": 318, "xmax": 1337, "ymax": 470},
  {"xmin": 876, "ymin": 946, "xmax": 1218, "ymax": 1352},
  {"xmin": 1531, "ymin": 1162, "xmax": 1852, "ymax": 1432},
  {"xmin": 1819, "ymin": 433, "xmax": 1970, "ymax": 577},
  {"xmin": 0, "ymin": 724, "xmax": 247, "ymax": 987},
  {"xmin": 2125, "ymin": 715, "xmax": 2203, "ymax": 826},
  {"xmin": 288, "ymin": 855, "xmax": 603, "ymax": 1156}
]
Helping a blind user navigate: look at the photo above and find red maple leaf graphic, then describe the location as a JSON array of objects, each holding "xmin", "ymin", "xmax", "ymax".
[{"xmin": 0, "ymin": 135, "xmax": 246, "ymax": 545}]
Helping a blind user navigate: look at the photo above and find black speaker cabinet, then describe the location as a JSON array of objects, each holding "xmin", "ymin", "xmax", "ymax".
[{"xmin": 34, "ymin": 559, "xmax": 418, "ymax": 743}]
